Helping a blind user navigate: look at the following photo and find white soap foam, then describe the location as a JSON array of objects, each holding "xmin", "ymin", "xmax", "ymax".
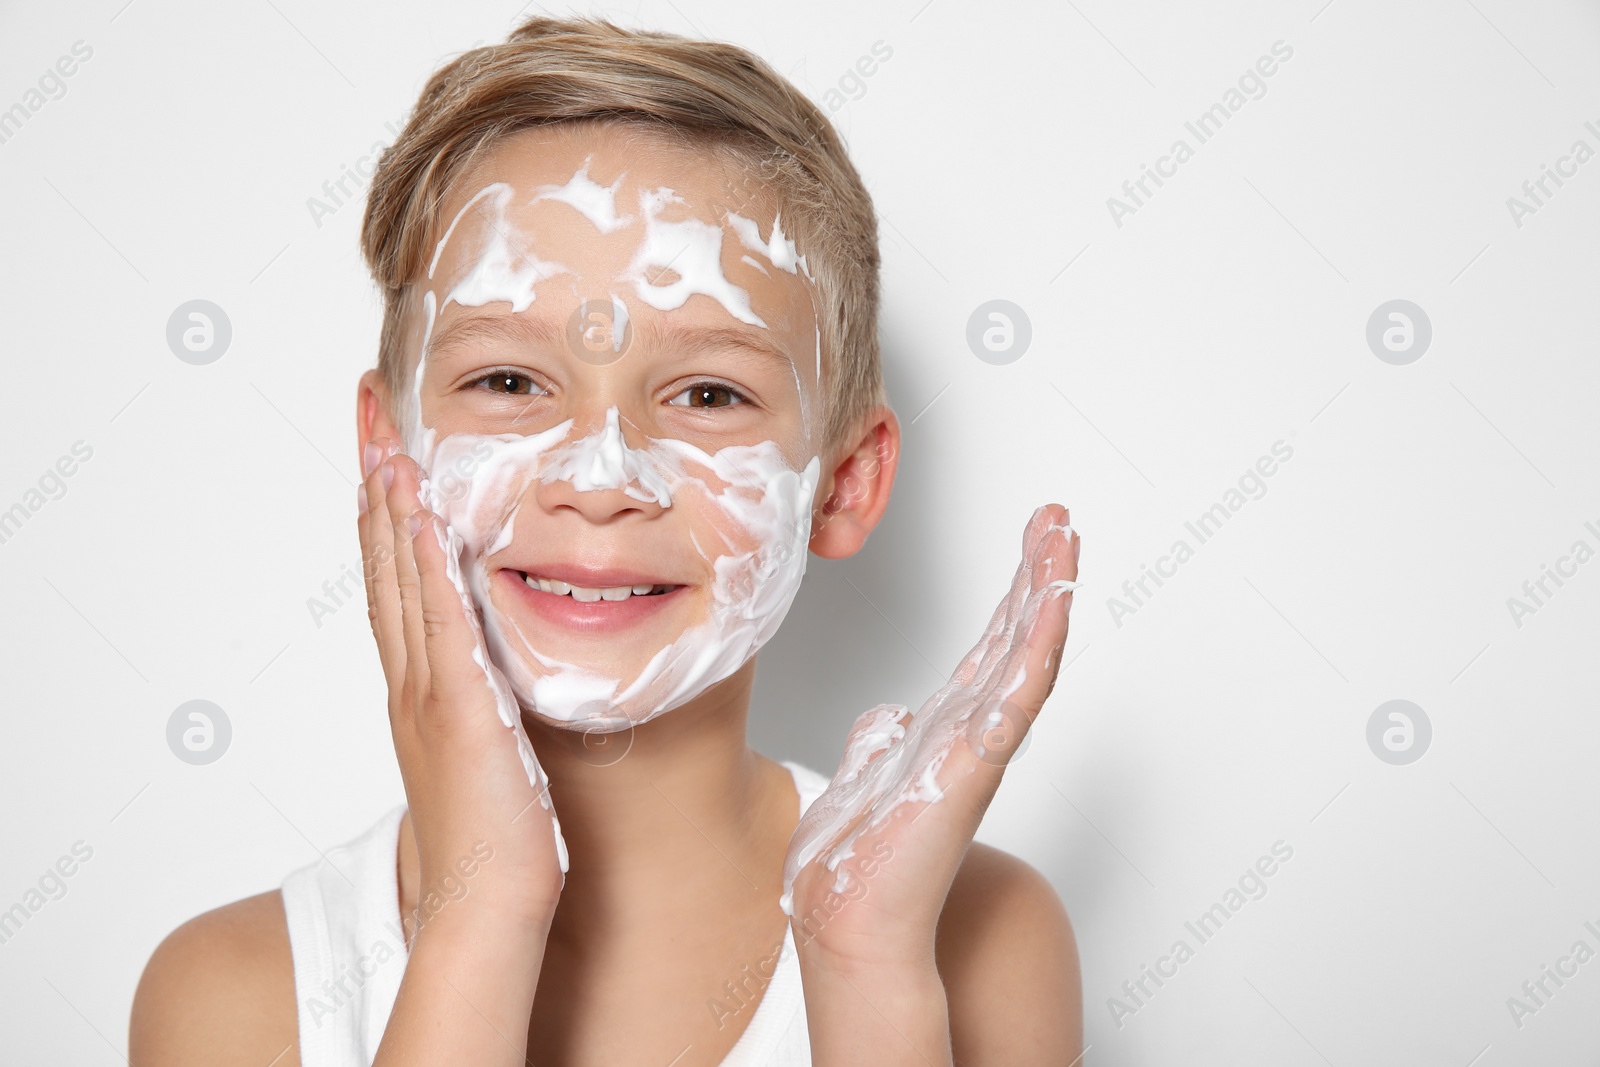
[
  {"xmin": 530, "ymin": 157, "xmax": 633, "ymax": 234},
  {"xmin": 538, "ymin": 405, "xmax": 673, "ymax": 506},
  {"xmin": 441, "ymin": 182, "xmax": 573, "ymax": 314},
  {"xmin": 726, "ymin": 211, "xmax": 810, "ymax": 279},
  {"xmin": 623, "ymin": 187, "xmax": 765, "ymax": 327}
]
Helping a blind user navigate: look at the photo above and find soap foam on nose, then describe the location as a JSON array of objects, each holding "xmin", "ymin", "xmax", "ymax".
[{"xmin": 537, "ymin": 405, "xmax": 672, "ymax": 506}]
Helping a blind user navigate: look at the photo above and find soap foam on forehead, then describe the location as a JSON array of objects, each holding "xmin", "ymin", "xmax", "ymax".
[
  {"xmin": 623, "ymin": 187, "xmax": 765, "ymax": 328},
  {"xmin": 417, "ymin": 161, "xmax": 821, "ymax": 458},
  {"xmin": 726, "ymin": 208, "xmax": 823, "ymax": 392},
  {"xmin": 440, "ymin": 182, "xmax": 573, "ymax": 315},
  {"xmin": 530, "ymin": 156, "xmax": 633, "ymax": 234},
  {"xmin": 726, "ymin": 211, "xmax": 810, "ymax": 280},
  {"xmin": 427, "ymin": 172, "xmax": 794, "ymax": 334}
]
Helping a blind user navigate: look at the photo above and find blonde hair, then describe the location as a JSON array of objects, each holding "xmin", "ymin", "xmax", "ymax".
[{"xmin": 360, "ymin": 15, "xmax": 885, "ymax": 452}]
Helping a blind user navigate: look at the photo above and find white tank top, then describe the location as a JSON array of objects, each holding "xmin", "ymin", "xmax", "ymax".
[{"xmin": 281, "ymin": 760, "xmax": 830, "ymax": 1066}]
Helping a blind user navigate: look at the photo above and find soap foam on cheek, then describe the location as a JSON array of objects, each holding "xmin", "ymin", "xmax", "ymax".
[
  {"xmin": 421, "ymin": 415, "xmax": 821, "ymax": 733},
  {"xmin": 594, "ymin": 437, "xmax": 821, "ymax": 722}
]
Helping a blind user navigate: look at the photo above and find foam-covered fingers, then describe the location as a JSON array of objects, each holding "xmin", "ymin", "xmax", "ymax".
[
  {"xmin": 948, "ymin": 562, "xmax": 1024, "ymax": 689},
  {"xmin": 955, "ymin": 513, "xmax": 1076, "ymax": 773},
  {"xmin": 992, "ymin": 516, "xmax": 1078, "ymax": 721},
  {"xmin": 408, "ymin": 507, "xmax": 496, "ymax": 710},
  {"xmin": 1039, "ymin": 518, "xmax": 1082, "ymax": 703},
  {"xmin": 381, "ymin": 453, "xmax": 431, "ymax": 699},
  {"xmin": 359, "ymin": 438, "xmax": 405, "ymax": 692},
  {"xmin": 947, "ymin": 511, "xmax": 1048, "ymax": 688},
  {"xmin": 835, "ymin": 703, "xmax": 910, "ymax": 786},
  {"xmin": 961, "ymin": 505, "xmax": 1059, "ymax": 693}
]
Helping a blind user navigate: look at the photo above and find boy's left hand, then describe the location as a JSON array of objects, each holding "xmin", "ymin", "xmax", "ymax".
[{"xmin": 781, "ymin": 503, "xmax": 1079, "ymax": 977}]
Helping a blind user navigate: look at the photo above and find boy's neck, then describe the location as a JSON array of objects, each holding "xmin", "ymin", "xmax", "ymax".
[{"xmin": 520, "ymin": 659, "xmax": 797, "ymax": 935}]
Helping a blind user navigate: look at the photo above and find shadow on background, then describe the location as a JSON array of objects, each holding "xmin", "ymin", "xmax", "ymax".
[{"xmin": 750, "ymin": 335, "xmax": 956, "ymax": 778}]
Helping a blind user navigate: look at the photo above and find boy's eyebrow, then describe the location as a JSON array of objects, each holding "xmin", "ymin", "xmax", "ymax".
[
  {"xmin": 427, "ymin": 312, "xmax": 561, "ymax": 362},
  {"xmin": 639, "ymin": 319, "xmax": 795, "ymax": 370},
  {"xmin": 426, "ymin": 310, "xmax": 796, "ymax": 369}
]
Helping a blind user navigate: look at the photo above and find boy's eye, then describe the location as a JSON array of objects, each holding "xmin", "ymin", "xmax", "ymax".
[
  {"xmin": 667, "ymin": 382, "xmax": 747, "ymax": 409},
  {"xmin": 465, "ymin": 372, "xmax": 746, "ymax": 409},
  {"xmin": 472, "ymin": 371, "xmax": 545, "ymax": 396}
]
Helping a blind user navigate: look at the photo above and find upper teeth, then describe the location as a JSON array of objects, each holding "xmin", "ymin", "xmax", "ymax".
[{"xmin": 524, "ymin": 575, "xmax": 667, "ymax": 601}]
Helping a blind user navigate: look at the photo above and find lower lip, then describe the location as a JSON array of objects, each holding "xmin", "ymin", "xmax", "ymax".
[{"xmin": 500, "ymin": 570, "xmax": 689, "ymax": 635}]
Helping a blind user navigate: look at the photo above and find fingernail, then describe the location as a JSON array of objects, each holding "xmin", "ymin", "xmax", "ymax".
[
  {"xmin": 363, "ymin": 442, "xmax": 381, "ymax": 477},
  {"xmin": 381, "ymin": 461, "xmax": 395, "ymax": 490},
  {"xmin": 1073, "ymin": 532, "xmax": 1082, "ymax": 563},
  {"xmin": 357, "ymin": 484, "xmax": 368, "ymax": 514},
  {"xmin": 407, "ymin": 512, "xmax": 423, "ymax": 537}
]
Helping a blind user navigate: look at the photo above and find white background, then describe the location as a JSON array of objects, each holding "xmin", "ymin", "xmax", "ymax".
[{"xmin": 1, "ymin": 0, "xmax": 1597, "ymax": 1063}]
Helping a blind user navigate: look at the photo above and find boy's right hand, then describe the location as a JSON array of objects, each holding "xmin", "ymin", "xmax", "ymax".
[{"xmin": 358, "ymin": 437, "xmax": 565, "ymax": 930}]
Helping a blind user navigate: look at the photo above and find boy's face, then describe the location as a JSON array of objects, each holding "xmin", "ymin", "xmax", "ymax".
[{"xmin": 389, "ymin": 122, "xmax": 828, "ymax": 734}]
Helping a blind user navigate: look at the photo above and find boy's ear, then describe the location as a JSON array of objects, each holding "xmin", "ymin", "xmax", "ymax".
[
  {"xmin": 357, "ymin": 369, "xmax": 401, "ymax": 461},
  {"xmin": 809, "ymin": 406, "xmax": 900, "ymax": 560}
]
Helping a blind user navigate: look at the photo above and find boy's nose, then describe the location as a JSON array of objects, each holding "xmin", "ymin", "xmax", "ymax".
[{"xmin": 535, "ymin": 405, "xmax": 672, "ymax": 522}]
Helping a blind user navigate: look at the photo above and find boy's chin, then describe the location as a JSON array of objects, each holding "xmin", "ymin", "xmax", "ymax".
[
  {"xmin": 521, "ymin": 703, "xmax": 637, "ymax": 735},
  {"xmin": 497, "ymin": 631, "xmax": 702, "ymax": 736}
]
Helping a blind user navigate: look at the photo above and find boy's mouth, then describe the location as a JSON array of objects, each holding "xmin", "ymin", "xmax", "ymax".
[
  {"xmin": 519, "ymin": 573, "xmax": 677, "ymax": 601},
  {"xmin": 499, "ymin": 565, "xmax": 690, "ymax": 635}
]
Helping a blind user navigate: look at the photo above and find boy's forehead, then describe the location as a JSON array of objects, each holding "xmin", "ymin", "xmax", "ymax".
[
  {"xmin": 420, "ymin": 125, "xmax": 818, "ymax": 344},
  {"xmin": 445, "ymin": 124, "xmax": 770, "ymax": 227}
]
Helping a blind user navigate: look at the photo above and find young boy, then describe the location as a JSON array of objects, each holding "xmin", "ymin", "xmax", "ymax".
[{"xmin": 130, "ymin": 16, "xmax": 1082, "ymax": 1066}]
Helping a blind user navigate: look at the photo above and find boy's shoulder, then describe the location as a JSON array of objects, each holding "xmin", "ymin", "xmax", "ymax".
[
  {"xmin": 937, "ymin": 843, "xmax": 1083, "ymax": 1050},
  {"xmin": 124, "ymin": 843, "xmax": 1080, "ymax": 1061},
  {"xmin": 130, "ymin": 891, "xmax": 300, "ymax": 1066}
]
